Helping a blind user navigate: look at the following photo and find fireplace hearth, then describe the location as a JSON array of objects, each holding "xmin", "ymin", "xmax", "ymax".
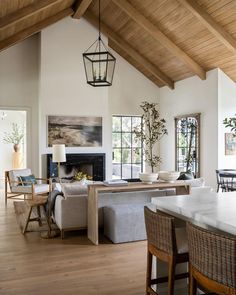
[{"xmin": 47, "ymin": 153, "xmax": 105, "ymax": 181}]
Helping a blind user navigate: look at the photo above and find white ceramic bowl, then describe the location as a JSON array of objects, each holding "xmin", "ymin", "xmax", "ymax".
[
  {"xmin": 139, "ymin": 173, "xmax": 158, "ymax": 183},
  {"xmin": 158, "ymin": 171, "xmax": 180, "ymax": 182}
]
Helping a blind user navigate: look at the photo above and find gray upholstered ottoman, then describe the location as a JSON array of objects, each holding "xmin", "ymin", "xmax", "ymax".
[{"xmin": 103, "ymin": 203, "xmax": 148, "ymax": 243}]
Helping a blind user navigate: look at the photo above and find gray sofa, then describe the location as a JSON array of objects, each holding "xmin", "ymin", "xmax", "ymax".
[{"xmin": 53, "ymin": 182, "xmax": 175, "ymax": 238}]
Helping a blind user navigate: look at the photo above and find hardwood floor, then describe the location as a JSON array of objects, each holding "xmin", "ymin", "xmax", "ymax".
[
  {"xmin": 0, "ymin": 189, "xmax": 190, "ymax": 295},
  {"xmin": 0, "ymin": 190, "xmax": 147, "ymax": 295}
]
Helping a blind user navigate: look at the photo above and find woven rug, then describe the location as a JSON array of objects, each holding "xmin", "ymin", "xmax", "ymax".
[{"xmin": 13, "ymin": 201, "xmax": 54, "ymax": 233}]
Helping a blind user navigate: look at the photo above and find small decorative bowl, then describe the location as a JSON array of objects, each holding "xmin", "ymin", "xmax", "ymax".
[
  {"xmin": 158, "ymin": 171, "xmax": 180, "ymax": 182},
  {"xmin": 139, "ymin": 173, "xmax": 158, "ymax": 184}
]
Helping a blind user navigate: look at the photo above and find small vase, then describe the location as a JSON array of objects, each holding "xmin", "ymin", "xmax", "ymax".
[{"xmin": 13, "ymin": 144, "xmax": 20, "ymax": 153}]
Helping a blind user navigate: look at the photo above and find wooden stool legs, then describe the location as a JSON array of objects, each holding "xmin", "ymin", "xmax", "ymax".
[
  {"xmin": 23, "ymin": 207, "xmax": 33, "ymax": 234},
  {"xmin": 23, "ymin": 204, "xmax": 49, "ymax": 234},
  {"xmin": 146, "ymin": 250, "xmax": 153, "ymax": 295}
]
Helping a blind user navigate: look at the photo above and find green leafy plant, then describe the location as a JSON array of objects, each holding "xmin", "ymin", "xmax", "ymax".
[
  {"xmin": 223, "ymin": 115, "xmax": 236, "ymax": 136},
  {"xmin": 134, "ymin": 101, "xmax": 168, "ymax": 173},
  {"xmin": 3, "ymin": 123, "xmax": 24, "ymax": 145}
]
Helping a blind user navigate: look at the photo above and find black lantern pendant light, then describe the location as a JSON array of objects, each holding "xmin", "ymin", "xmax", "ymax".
[{"xmin": 83, "ymin": 0, "xmax": 116, "ymax": 87}]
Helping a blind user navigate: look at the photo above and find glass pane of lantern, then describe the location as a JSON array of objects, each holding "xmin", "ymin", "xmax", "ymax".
[
  {"xmin": 107, "ymin": 60, "xmax": 115, "ymax": 83},
  {"xmin": 83, "ymin": 56, "xmax": 93, "ymax": 82}
]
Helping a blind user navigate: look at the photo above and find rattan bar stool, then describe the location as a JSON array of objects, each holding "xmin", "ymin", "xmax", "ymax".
[
  {"xmin": 186, "ymin": 222, "xmax": 236, "ymax": 295},
  {"xmin": 144, "ymin": 206, "xmax": 189, "ymax": 295}
]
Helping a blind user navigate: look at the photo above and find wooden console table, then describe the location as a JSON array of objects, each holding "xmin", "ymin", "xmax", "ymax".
[{"xmin": 87, "ymin": 181, "xmax": 190, "ymax": 245}]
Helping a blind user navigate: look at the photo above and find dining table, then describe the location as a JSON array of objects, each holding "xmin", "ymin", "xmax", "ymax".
[{"xmin": 151, "ymin": 190, "xmax": 236, "ymax": 237}]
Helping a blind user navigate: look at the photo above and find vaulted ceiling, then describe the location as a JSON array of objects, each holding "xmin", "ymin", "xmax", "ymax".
[{"xmin": 1, "ymin": 0, "xmax": 236, "ymax": 89}]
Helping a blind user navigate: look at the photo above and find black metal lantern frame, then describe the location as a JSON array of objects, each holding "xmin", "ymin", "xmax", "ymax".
[{"xmin": 83, "ymin": 0, "xmax": 116, "ymax": 87}]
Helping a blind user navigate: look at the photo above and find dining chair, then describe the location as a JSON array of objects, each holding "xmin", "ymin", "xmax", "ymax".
[
  {"xmin": 144, "ymin": 206, "xmax": 189, "ymax": 295},
  {"xmin": 218, "ymin": 171, "xmax": 236, "ymax": 192},
  {"xmin": 187, "ymin": 222, "xmax": 236, "ymax": 295},
  {"xmin": 216, "ymin": 169, "xmax": 236, "ymax": 192}
]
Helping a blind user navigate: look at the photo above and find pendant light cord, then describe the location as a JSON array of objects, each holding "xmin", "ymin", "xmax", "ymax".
[{"xmin": 98, "ymin": 0, "xmax": 101, "ymax": 40}]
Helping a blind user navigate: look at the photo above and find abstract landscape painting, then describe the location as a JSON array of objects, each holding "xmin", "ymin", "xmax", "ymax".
[{"xmin": 47, "ymin": 116, "xmax": 102, "ymax": 147}]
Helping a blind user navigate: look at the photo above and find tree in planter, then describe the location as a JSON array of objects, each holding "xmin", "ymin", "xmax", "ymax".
[
  {"xmin": 3, "ymin": 123, "xmax": 24, "ymax": 152},
  {"xmin": 134, "ymin": 101, "xmax": 167, "ymax": 173}
]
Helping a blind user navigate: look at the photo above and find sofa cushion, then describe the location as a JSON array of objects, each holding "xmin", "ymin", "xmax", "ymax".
[
  {"xmin": 184, "ymin": 177, "xmax": 205, "ymax": 187},
  {"xmin": 62, "ymin": 182, "xmax": 88, "ymax": 196},
  {"xmin": 11, "ymin": 184, "xmax": 49, "ymax": 194}
]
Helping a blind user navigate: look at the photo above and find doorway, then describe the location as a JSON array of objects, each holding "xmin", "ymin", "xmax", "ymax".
[{"xmin": 0, "ymin": 110, "xmax": 27, "ymax": 188}]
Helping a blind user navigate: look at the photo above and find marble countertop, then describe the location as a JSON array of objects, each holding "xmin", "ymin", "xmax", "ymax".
[{"xmin": 152, "ymin": 191, "xmax": 236, "ymax": 236}]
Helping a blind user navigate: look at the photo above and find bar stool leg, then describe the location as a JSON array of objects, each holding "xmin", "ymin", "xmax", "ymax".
[
  {"xmin": 168, "ymin": 257, "xmax": 176, "ymax": 295},
  {"xmin": 189, "ymin": 267, "xmax": 197, "ymax": 295},
  {"xmin": 146, "ymin": 249, "xmax": 152, "ymax": 294}
]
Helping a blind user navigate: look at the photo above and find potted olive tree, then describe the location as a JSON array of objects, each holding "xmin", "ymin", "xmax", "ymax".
[{"xmin": 134, "ymin": 101, "xmax": 167, "ymax": 182}]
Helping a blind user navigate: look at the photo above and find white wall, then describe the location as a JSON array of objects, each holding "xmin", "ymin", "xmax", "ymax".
[
  {"xmin": 159, "ymin": 69, "xmax": 219, "ymax": 187},
  {"xmin": 0, "ymin": 36, "xmax": 39, "ymax": 175},
  {"xmin": 109, "ymin": 49, "xmax": 159, "ymax": 115},
  {"xmin": 218, "ymin": 69, "xmax": 236, "ymax": 168},
  {"xmin": 40, "ymin": 17, "xmax": 159, "ymax": 179}
]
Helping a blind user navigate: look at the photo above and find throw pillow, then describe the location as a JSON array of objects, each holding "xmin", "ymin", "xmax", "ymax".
[
  {"xmin": 177, "ymin": 172, "xmax": 193, "ymax": 180},
  {"xmin": 20, "ymin": 175, "xmax": 37, "ymax": 186},
  {"xmin": 17, "ymin": 176, "xmax": 22, "ymax": 186}
]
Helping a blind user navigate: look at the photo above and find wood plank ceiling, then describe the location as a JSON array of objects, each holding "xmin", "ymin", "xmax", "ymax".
[{"xmin": 1, "ymin": 0, "xmax": 236, "ymax": 89}]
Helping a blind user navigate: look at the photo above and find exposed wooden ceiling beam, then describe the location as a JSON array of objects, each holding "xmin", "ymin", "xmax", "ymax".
[
  {"xmin": 0, "ymin": 8, "xmax": 73, "ymax": 52},
  {"xmin": 112, "ymin": 0, "xmax": 206, "ymax": 80},
  {"xmin": 73, "ymin": 0, "xmax": 93, "ymax": 19},
  {"xmin": 84, "ymin": 11, "xmax": 174, "ymax": 89},
  {"xmin": 0, "ymin": 0, "xmax": 60, "ymax": 31},
  {"xmin": 177, "ymin": 0, "xmax": 236, "ymax": 55},
  {"xmin": 109, "ymin": 40, "xmax": 164, "ymax": 87}
]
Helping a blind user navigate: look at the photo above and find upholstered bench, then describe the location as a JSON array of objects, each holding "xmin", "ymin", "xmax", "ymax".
[{"xmin": 104, "ymin": 203, "xmax": 151, "ymax": 243}]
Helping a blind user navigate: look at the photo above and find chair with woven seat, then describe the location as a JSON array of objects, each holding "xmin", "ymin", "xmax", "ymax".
[
  {"xmin": 144, "ymin": 206, "xmax": 189, "ymax": 295},
  {"xmin": 187, "ymin": 222, "xmax": 236, "ymax": 295}
]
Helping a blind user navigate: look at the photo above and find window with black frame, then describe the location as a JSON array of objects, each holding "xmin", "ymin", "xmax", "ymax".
[
  {"xmin": 112, "ymin": 116, "xmax": 143, "ymax": 180},
  {"xmin": 175, "ymin": 113, "xmax": 200, "ymax": 178}
]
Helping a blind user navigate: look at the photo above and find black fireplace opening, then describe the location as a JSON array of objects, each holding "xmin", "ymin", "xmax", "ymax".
[{"xmin": 47, "ymin": 153, "xmax": 105, "ymax": 181}]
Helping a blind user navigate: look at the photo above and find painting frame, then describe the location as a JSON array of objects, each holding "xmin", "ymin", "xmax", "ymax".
[
  {"xmin": 47, "ymin": 115, "xmax": 102, "ymax": 147},
  {"xmin": 225, "ymin": 133, "xmax": 236, "ymax": 155}
]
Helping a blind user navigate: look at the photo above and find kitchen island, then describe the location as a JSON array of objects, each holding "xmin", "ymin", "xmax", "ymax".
[{"xmin": 152, "ymin": 191, "xmax": 236, "ymax": 237}]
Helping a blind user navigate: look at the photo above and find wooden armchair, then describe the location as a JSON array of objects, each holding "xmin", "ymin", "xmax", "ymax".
[
  {"xmin": 5, "ymin": 169, "xmax": 51, "ymax": 204},
  {"xmin": 5, "ymin": 169, "xmax": 52, "ymax": 234}
]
